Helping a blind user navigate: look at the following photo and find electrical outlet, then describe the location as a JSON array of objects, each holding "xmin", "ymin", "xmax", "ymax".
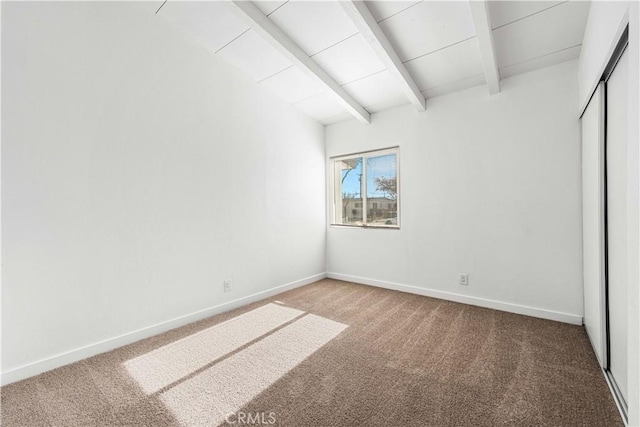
[
  {"xmin": 223, "ymin": 279, "xmax": 232, "ymax": 292},
  {"xmin": 459, "ymin": 273, "xmax": 469, "ymax": 286}
]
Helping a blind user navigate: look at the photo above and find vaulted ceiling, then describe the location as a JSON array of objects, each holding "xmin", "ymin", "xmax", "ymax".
[{"xmin": 156, "ymin": 1, "xmax": 590, "ymax": 125}]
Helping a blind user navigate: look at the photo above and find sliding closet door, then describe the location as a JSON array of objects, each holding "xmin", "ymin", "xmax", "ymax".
[
  {"xmin": 606, "ymin": 48, "xmax": 628, "ymax": 403},
  {"xmin": 581, "ymin": 83, "xmax": 607, "ymax": 367}
]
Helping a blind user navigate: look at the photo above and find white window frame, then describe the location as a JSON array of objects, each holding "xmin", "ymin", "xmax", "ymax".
[{"xmin": 330, "ymin": 146, "xmax": 400, "ymax": 229}]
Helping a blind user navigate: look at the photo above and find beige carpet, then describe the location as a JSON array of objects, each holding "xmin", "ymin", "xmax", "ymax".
[{"xmin": 1, "ymin": 279, "xmax": 623, "ymax": 426}]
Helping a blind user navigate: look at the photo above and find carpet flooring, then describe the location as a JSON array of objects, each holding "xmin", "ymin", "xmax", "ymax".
[{"xmin": 1, "ymin": 279, "xmax": 623, "ymax": 426}]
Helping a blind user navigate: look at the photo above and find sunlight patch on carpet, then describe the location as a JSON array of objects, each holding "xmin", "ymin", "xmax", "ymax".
[
  {"xmin": 159, "ymin": 314, "xmax": 348, "ymax": 427},
  {"xmin": 124, "ymin": 303, "xmax": 304, "ymax": 394}
]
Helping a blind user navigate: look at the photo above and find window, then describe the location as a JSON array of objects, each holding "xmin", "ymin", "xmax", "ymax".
[{"xmin": 331, "ymin": 147, "xmax": 399, "ymax": 228}]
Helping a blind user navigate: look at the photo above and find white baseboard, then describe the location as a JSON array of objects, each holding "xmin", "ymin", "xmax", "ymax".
[
  {"xmin": 327, "ymin": 272, "xmax": 583, "ymax": 325},
  {"xmin": 0, "ymin": 272, "xmax": 326, "ymax": 386}
]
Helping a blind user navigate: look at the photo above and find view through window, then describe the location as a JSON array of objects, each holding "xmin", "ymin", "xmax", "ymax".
[{"xmin": 331, "ymin": 147, "xmax": 399, "ymax": 228}]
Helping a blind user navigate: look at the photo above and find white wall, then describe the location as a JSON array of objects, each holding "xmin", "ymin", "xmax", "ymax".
[
  {"xmin": 579, "ymin": 2, "xmax": 640, "ymax": 424},
  {"xmin": 1, "ymin": 2, "xmax": 326, "ymax": 384},
  {"xmin": 326, "ymin": 60, "xmax": 583, "ymax": 324}
]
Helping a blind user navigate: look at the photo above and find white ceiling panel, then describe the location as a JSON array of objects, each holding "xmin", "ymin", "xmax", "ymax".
[
  {"xmin": 342, "ymin": 70, "xmax": 405, "ymax": 108},
  {"xmin": 488, "ymin": 1, "xmax": 566, "ymax": 29},
  {"xmin": 403, "ymin": 37, "xmax": 484, "ymax": 91},
  {"xmin": 365, "ymin": 1, "xmax": 422, "ymax": 23},
  {"xmin": 493, "ymin": 1, "xmax": 589, "ymax": 68},
  {"xmin": 294, "ymin": 92, "xmax": 348, "ymax": 120},
  {"xmin": 311, "ymin": 33, "xmax": 386, "ymax": 85},
  {"xmin": 253, "ymin": 1, "xmax": 288, "ymax": 17},
  {"xmin": 499, "ymin": 45, "xmax": 581, "ymax": 79},
  {"xmin": 422, "ymin": 74, "xmax": 486, "ymax": 99},
  {"xmin": 320, "ymin": 112, "xmax": 354, "ymax": 125},
  {"xmin": 268, "ymin": 1, "xmax": 359, "ymax": 56},
  {"xmin": 217, "ymin": 29, "xmax": 292, "ymax": 81},
  {"xmin": 379, "ymin": 1, "xmax": 476, "ymax": 62},
  {"xmin": 365, "ymin": 97, "xmax": 410, "ymax": 113},
  {"xmin": 259, "ymin": 66, "xmax": 324, "ymax": 103},
  {"xmin": 158, "ymin": 1, "xmax": 249, "ymax": 53}
]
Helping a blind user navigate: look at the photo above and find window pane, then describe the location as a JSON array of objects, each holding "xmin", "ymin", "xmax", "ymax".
[
  {"xmin": 366, "ymin": 154, "xmax": 397, "ymax": 226},
  {"xmin": 334, "ymin": 157, "xmax": 363, "ymax": 225}
]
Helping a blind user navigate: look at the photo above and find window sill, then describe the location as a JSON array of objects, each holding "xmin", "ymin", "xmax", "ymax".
[{"xmin": 329, "ymin": 224, "xmax": 400, "ymax": 230}]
